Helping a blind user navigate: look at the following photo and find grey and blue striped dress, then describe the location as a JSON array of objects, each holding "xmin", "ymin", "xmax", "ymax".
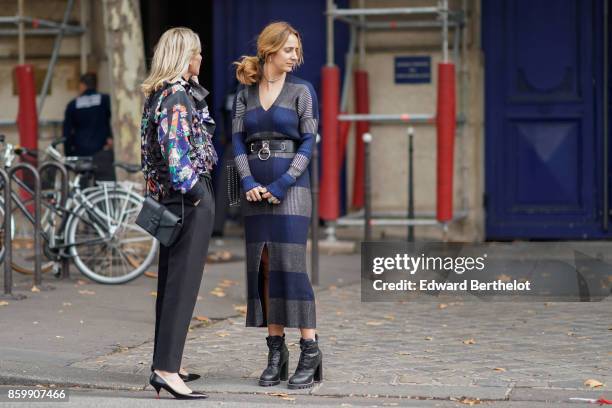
[{"xmin": 232, "ymin": 74, "xmax": 318, "ymax": 328}]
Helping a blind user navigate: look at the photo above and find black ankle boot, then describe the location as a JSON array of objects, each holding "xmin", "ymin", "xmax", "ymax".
[
  {"xmin": 259, "ymin": 334, "xmax": 289, "ymax": 386},
  {"xmin": 287, "ymin": 335, "xmax": 322, "ymax": 389}
]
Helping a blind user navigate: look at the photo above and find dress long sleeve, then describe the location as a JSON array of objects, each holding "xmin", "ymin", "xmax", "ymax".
[
  {"xmin": 232, "ymin": 87, "xmax": 262, "ymax": 192},
  {"xmin": 265, "ymin": 85, "xmax": 319, "ymax": 201}
]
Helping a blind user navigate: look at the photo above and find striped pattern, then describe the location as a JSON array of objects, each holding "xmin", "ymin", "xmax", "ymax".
[{"xmin": 232, "ymin": 74, "xmax": 319, "ymax": 328}]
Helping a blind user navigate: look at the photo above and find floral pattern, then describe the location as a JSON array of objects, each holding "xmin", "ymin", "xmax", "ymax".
[{"xmin": 140, "ymin": 79, "xmax": 218, "ymax": 200}]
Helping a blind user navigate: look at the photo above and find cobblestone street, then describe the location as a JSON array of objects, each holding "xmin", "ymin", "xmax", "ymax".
[{"xmin": 71, "ymin": 279, "xmax": 611, "ymax": 400}]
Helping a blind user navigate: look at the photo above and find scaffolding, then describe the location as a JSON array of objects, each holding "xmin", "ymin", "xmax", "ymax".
[
  {"xmin": 322, "ymin": 0, "xmax": 469, "ymax": 241},
  {"xmin": 0, "ymin": 0, "xmax": 88, "ymax": 129}
]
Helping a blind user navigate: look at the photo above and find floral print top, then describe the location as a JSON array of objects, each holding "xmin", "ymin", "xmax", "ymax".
[{"xmin": 140, "ymin": 78, "xmax": 218, "ymax": 201}]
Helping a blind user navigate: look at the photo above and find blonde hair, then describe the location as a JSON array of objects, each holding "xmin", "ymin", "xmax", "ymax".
[
  {"xmin": 141, "ymin": 27, "xmax": 201, "ymax": 96},
  {"xmin": 234, "ymin": 22, "xmax": 304, "ymax": 85}
]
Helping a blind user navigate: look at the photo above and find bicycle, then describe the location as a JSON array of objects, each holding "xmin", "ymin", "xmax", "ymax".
[{"xmin": 1, "ymin": 137, "xmax": 159, "ymax": 284}]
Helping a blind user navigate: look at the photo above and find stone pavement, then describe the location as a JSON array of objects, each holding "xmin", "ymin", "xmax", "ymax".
[
  {"xmin": 0, "ymin": 237, "xmax": 610, "ymax": 406},
  {"xmin": 70, "ymin": 279, "xmax": 611, "ymax": 403}
]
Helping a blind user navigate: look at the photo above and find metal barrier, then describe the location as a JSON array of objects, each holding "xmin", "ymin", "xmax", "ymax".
[
  {"xmin": 353, "ymin": 130, "xmax": 468, "ymax": 242},
  {"xmin": 38, "ymin": 161, "xmax": 70, "ymax": 279},
  {"xmin": 0, "ymin": 168, "xmax": 24, "ymax": 300},
  {"xmin": 8, "ymin": 163, "xmax": 44, "ymax": 289}
]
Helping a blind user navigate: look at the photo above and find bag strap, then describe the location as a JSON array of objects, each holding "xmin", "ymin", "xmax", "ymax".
[{"xmin": 180, "ymin": 194, "xmax": 184, "ymax": 226}]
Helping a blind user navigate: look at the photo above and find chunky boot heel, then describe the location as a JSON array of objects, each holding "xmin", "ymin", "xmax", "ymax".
[
  {"xmin": 314, "ymin": 362, "xmax": 322, "ymax": 382},
  {"xmin": 280, "ymin": 361, "xmax": 289, "ymax": 381},
  {"xmin": 287, "ymin": 335, "xmax": 323, "ymax": 389},
  {"xmin": 259, "ymin": 334, "xmax": 289, "ymax": 386}
]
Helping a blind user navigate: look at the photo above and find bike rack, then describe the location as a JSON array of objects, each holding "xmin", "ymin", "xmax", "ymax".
[
  {"xmin": 38, "ymin": 161, "xmax": 69, "ymax": 279},
  {"xmin": 8, "ymin": 163, "xmax": 46, "ymax": 290},
  {"xmin": 0, "ymin": 167, "xmax": 25, "ymax": 300}
]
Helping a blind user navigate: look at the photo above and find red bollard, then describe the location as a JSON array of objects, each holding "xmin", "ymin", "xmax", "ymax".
[
  {"xmin": 320, "ymin": 66, "xmax": 340, "ymax": 221},
  {"xmin": 352, "ymin": 70, "xmax": 369, "ymax": 210},
  {"xmin": 436, "ymin": 62, "xmax": 456, "ymax": 223},
  {"xmin": 14, "ymin": 65, "xmax": 39, "ymax": 162},
  {"xmin": 14, "ymin": 65, "xmax": 39, "ymax": 206}
]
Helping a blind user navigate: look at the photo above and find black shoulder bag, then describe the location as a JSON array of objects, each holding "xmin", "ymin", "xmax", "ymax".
[
  {"xmin": 135, "ymin": 86, "xmax": 185, "ymax": 247},
  {"xmin": 136, "ymin": 195, "xmax": 184, "ymax": 247}
]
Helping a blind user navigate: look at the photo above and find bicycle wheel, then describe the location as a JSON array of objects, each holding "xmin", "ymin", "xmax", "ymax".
[
  {"xmin": 10, "ymin": 196, "xmax": 56, "ymax": 274},
  {"xmin": 66, "ymin": 189, "xmax": 158, "ymax": 284}
]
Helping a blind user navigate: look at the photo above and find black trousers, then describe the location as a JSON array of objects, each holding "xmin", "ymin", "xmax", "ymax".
[{"xmin": 151, "ymin": 176, "xmax": 215, "ymax": 373}]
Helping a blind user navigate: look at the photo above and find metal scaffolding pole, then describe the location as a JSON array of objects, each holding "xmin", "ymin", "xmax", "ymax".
[
  {"xmin": 18, "ymin": 0, "xmax": 24, "ymax": 64},
  {"xmin": 80, "ymin": 0, "xmax": 90, "ymax": 74},
  {"xmin": 326, "ymin": 0, "xmax": 468, "ymax": 237},
  {"xmin": 441, "ymin": 0, "xmax": 449, "ymax": 62},
  {"xmin": 328, "ymin": 7, "xmax": 439, "ymax": 17},
  {"xmin": 326, "ymin": 0, "xmax": 335, "ymax": 66},
  {"xmin": 38, "ymin": 0, "xmax": 76, "ymax": 116}
]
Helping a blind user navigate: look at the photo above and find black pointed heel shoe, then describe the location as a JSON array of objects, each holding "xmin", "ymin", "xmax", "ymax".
[
  {"xmin": 259, "ymin": 334, "xmax": 290, "ymax": 386},
  {"xmin": 287, "ymin": 335, "xmax": 322, "ymax": 390},
  {"xmin": 149, "ymin": 372, "xmax": 208, "ymax": 399},
  {"xmin": 178, "ymin": 372, "xmax": 201, "ymax": 382}
]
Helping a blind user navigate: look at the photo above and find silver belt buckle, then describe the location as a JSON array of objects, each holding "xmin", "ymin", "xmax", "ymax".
[{"xmin": 258, "ymin": 141, "xmax": 271, "ymax": 161}]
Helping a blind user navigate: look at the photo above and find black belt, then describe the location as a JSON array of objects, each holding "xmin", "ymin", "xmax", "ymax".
[{"xmin": 248, "ymin": 140, "xmax": 297, "ymax": 155}]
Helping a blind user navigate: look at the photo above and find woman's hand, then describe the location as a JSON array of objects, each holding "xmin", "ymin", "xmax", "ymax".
[
  {"xmin": 262, "ymin": 191, "xmax": 280, "ymax": 205},
  {"xmin": 246, "ymin": 186, "xmax": 268, "ymax": 202}
]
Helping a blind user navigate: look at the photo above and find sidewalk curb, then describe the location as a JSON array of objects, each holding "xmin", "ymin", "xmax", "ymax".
[{"xmin": 1, "ymin": 363, "xmax": 606, "ymax": 403}]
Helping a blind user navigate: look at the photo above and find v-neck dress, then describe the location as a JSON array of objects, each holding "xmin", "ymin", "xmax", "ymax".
[{"xmin": 232, "ymin": 74, "xmax": 319, "ymax": 328}]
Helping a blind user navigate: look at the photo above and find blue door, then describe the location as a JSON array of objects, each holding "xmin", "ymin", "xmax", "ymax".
[{"xmin": 483, "ymin": 0, "xmax": 609, "ymax": 239}]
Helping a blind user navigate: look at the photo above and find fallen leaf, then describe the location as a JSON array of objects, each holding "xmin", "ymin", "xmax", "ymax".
[
  {"xmin": 463, "ymin": 338, "xmax": 476, "ymax": 345},
  {"xmin": 438, "ymin": 303, "xmax": 448, "ymax": 309},
  {"xmin": 425, "ymin": 336, "xmax": 433, "ymax": 341},
  {"xmin": 150, "ymin": 291, "xmax": 157, "ymax": 297},
  {"xmin": 55, "ymin": 336, "xmax": 64, "ymax": 339},
  {"xmin": 269, "ymin": 392, "xmax": 289, "ymax": 397},
  {"xmin": 31, "ymin": 286, "xmax": 40, "ymax": 293},
  {"xmin": 366, "ymin": 321, "xmax": 383, "ymax": 326},
  {"xmin": 219, "ymin": 279, "xmax": 239, "ymax": 288},
  {"xmin": 210, "ymin": 287, "xmax": 226, "ymax": 297},
  {"xmin": 496, "ymin": 274, "xmax": 511, "ymax": 283},
  {"xmin": 458, "ymin": 397, "xmax": 481, "ymax": 405},
  {"xmin": 0, "ymin": 301, "xmax": 8, "ymax": 306},
  {"xmin": 193, "ymin": 316, "xmax": 210, "ymax": 322},
  {"xmin": 282, "ymin": 396, "xmax": 295, "ymax": 401},
  {"xmin": 62, "ymin": 302, "xmax": 72, "ymax": 306},
  {"xmin": 383, "ymin": 314, "xmax": 395, "ymax": 320},
  {"xmin": 397, "ymin": 351, "xmax": 411, "ymax": 355},
  {"xmin": 144, "ymin": 271, "xmax": 157, "ymax": 279},
  {"xmin": 584, "ymin": 379, "xmax": 605, "ymax": 388},
  {"xmin": 215, "ymin": 331, "xmax": 230, "ymax": 337},
  {"xmin": 493, "ymin": 367, "xmax": 506, "ymax": 372},
  {"xmin": 78, "ymin": 290, "xmax": 96, "ymax": 295},
  {"xmin": 328, "ymin": 285, "xmax": 337, "ymax": 290},
  {"xmin": 233, "ymin": 305, "xmax": 247, "ymax": 315},
  {"xmin": 75, "ymin": 279, "xmax": 88, "ymax": 286}
]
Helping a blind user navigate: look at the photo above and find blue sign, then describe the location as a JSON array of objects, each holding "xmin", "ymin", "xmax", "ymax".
[{"xmin": 394, "ymin": 56, "xmax": 431, "ymax": 84}]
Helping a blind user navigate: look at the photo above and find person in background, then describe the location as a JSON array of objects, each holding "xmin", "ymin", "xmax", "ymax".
[{"xmin": 62, "ymin": 72, "xmax": 115, "ymax": 182}]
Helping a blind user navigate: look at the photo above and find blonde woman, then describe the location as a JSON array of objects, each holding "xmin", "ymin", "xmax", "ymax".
[
  {"xmin": 232, "ymin": 22, "xmax": 322, "ymax": 389},
  {"xmin": 140, "ymin": 27, "xmax": 217, "ymax": 400}
]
